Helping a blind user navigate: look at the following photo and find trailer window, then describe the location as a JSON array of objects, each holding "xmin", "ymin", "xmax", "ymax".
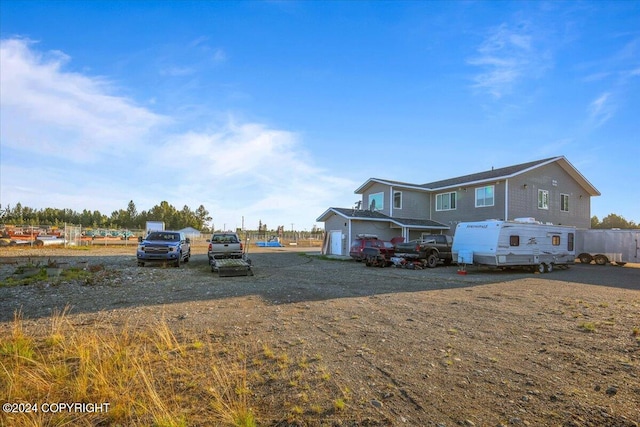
[
  {"xmin": 509, "ymin": 235, "xmax": 520, "ymax": 246},
  {"xmin": 568, "ymin": 233, "xmax": 574, "ymax": 251},
  {"xmin": 552, "ymin": 235, "xmax": 560, "ymax": 246}
]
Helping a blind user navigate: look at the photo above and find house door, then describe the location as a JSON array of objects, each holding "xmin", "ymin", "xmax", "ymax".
[{"xmin": 330, "ymin": 231, "xmax": 342, "ymax": 255}]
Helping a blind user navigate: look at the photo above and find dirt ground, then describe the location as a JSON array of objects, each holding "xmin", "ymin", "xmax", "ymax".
[{"xmin": 1, "ymin": 245, "xmax": 639, "ymax": 426}]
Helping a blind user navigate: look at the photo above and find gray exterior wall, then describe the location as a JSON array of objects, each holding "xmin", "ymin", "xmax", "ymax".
[
  {"xmin": 322, "ymin": 211, "xmax": 400, "ymax": 255},
  {"xmin": 360, "ymin": 182, "xmax": 392, "ymax": 215},
  {"xmin": 323, "ymin": 212, "xmax": 348, "ymax": 256},
  {"xmin": 388, "ymin": 187, "xmax": 430, "ymax": 220},
  {"xmin": 507, "ymin": 164, "xmax": 591, "ymax": 229},
  {"xmin": 430, "ymin": 180, "xmax": 507, "ymax": 229}
]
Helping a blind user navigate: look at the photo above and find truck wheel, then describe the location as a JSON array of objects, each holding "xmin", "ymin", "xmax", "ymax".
[
  {"xmin": 594, "ymin": 254, "xmax": 608, "ymax": 265},
  {"xmin": 174, "ymin": 253, "xmax": 181, "ymax": 267},
  {"xmin": 578, "ymin": 253, "xmax": 592, "ymax": 264},
  {"xmin": 426, "ymin": 254, "xmax": 438, "ymax": 268}
]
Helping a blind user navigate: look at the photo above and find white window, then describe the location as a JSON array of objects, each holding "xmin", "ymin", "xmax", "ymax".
[
  {"xmin": 561, "ymin": 194, "xmax": 569, "ymax": 212},
  {"xmin": 538, "ymin": 189, "xmax": 549, "ymax": 210},
  {"xmin": 369, "ymin": 192, "xmax": 384, "ymax": 211},
  {"xmin": 436, "ymin": 192, "xmax": 457, "ymax": 211},
  {"xmin": 475, "ymin": 186, "xmax": 494, "ymax": 207},
  {"xmin": 393, "ymin": 191, "xmax": 402, "ymax": 209}
]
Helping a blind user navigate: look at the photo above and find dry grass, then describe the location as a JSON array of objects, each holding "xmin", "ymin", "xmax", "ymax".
[
  {"xmin": 0, "ymin": 308, "xmax": 347, "ymax": 426},
  {"xmin": 0, "ymin": 308, "xmax": 259, "ymax": 426}
]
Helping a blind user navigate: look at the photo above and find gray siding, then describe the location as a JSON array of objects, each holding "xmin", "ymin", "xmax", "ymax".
[
  {"xmin": 361, "ymin": 183, "xmax": 391, "ymax": 215},
  {"xmin": 430, "ymin": 181, "xmax": 507, "ymax": 226},
  {"xmin": 508, "ymin": 163, "xmax": 591, "ymax": 228},
  {"xmin": 390, "ymin": 188, "xmax": 430, "ymax": 219},
  {"xmin": 323, "ymin": 213, "xmax": 348, "ymax": 255}
]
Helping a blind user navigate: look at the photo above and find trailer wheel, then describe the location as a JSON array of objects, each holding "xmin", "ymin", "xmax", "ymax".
[
  {"xmin": 546, "ymin": 263, "xmax": 553, "ymax": 273},
  {"xmin": 426, "ymin": 254, "xmax": 438, "ymax": 268},
  {"xmin": 594, "ymin": 254, "xmax": 608, "ymax": 265},
  {"xmin": 578, "ymin": 253, "xmax": 592, "ymax": 264},
  {"xmin": 537, "ymin": 263, "xmax": 546, "ymax": 274}
]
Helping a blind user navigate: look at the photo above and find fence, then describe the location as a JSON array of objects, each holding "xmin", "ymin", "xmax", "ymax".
[{"xmin": 0, "ymin": 224, "xmax": 324, "ymax": 248}]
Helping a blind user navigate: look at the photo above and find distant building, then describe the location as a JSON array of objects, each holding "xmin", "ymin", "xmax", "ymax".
[{"xmin": 178, "ymin": 227, "xmax": 202, "ymax": 239}]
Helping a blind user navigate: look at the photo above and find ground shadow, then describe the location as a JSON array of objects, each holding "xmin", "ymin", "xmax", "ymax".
[{"xmin": 1, "ymin": 252, "xmax": 638, "ymax": 322}]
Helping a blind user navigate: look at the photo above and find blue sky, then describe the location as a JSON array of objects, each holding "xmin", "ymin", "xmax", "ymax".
[{"xmin": 1, "ymin": 1, "xmax": 639, "ymax": 230}]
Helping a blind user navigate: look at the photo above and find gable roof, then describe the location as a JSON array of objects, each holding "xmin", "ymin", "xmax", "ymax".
[
  {"xmin": 356, "ymin": 156, "xmax": 600, "ymax": 196},
  {"xmin": 316, "ymin": 207, "xmax": 449, "ymax": 230}
]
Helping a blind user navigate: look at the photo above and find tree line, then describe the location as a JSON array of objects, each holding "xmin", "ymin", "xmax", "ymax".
[
  {"xmin": 0, "ymin": 202, "xmax": 636, "ymax": 231},
  {"xmin": 0, "ymin": 201, "xmax": 212, "ymax": 231},
  {"xmin": 590, "ymin": 214, "xmax": 638, "ymax": 229}
]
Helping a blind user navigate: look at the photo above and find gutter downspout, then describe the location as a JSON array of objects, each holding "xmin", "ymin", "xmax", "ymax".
[
  {"xmin": 504, "ymin": 179, "xmax": 509, "ymax": 221},
  {"xmin": 348, "ymin": 218, "xmax": 352, "ymax": 257}
]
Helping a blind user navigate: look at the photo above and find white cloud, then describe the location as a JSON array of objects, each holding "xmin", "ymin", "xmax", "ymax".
[
  {"xmin": 587, "ymin": 92, "xmax": 615, "ymax": 127},
  {"xmin": 0, "ymin": 38, "xmax": 166, "ymax": 163},
  {"xmin": 468, "ymin": 22, "xmax": 551, "ymax": 99},
  {"xmin": 0, "ymin": 37, "xmax": 355, "ymax": 229}
]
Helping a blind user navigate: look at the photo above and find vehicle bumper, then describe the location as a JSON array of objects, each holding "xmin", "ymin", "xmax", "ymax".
[{"xmin": 137, "ymin": 252, "xmax": 179, "ymax": 262}]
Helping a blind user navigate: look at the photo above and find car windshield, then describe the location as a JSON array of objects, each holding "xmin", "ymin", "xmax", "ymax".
[{"xmin": 148, "ymin": 232, "xmax": 179, "ymax": 241}]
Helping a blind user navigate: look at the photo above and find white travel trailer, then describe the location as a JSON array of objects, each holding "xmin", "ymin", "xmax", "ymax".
[
  {"xmin": 452, "ymin": 219, "xmax": 576, "ymax": 273},
  {"xmin": 575, "ymin": 229, "xmax": 640, "ymax": 266}
]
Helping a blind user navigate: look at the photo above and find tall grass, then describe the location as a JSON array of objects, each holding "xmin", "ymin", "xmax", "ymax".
[{"xmin": 0, "ymin": 309, "xmax": 257, "ymax": 426}]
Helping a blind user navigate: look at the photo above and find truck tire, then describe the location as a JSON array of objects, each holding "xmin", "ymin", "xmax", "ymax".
[
  {"xmin": 174, "ymin": 253, "xmax": 182, "ymax": 267},
  {"xmin": 578, "ymin": 253, "xmax": 592, "ymax": 264},
  {"xmin": 594, "ymin": 254, "xmax": 608, "ymax": 265},
  {"xmin": 426, "ymin": 254, "xmax": 438, "ymax": 268}
]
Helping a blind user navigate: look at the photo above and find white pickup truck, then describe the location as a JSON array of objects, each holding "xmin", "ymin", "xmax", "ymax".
[
  {"xmin": 207, "ymin": 232, "xmax": 253, "ymax": 276},
  {"xmin": 207, "ymin": 232, "xmax": 244, "ymax": 261}
]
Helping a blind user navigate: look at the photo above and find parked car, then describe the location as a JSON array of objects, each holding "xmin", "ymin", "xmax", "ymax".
[
  {"xmin": 207, "ymin": 232, "xmax": 244, "ymax": 261},
  {"xmin": 137, "ymin": 231, "xmax": 191, "ymax": 267},
  {"xmin": 349, "ymin": 235, "xmax": 402, "ymax": 261}
]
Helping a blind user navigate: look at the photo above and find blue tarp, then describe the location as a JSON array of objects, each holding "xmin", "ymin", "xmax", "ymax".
[{"xmin": 255, "ymin": 241, "xmax": 284, "ymax": 247}]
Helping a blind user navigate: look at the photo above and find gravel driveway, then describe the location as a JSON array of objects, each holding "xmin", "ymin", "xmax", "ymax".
[
  {"xmin": 1, "ymin": 247, "xmax": 638, "ymax": 322},
  {"xmin": 1, "ymin": 247, "xmax": 639, "ymax": 426}
]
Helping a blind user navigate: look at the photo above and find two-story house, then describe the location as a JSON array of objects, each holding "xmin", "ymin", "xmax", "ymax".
[{"xmin": 316, "ymin": 156, "xmax": 600, "ymax": 256}]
